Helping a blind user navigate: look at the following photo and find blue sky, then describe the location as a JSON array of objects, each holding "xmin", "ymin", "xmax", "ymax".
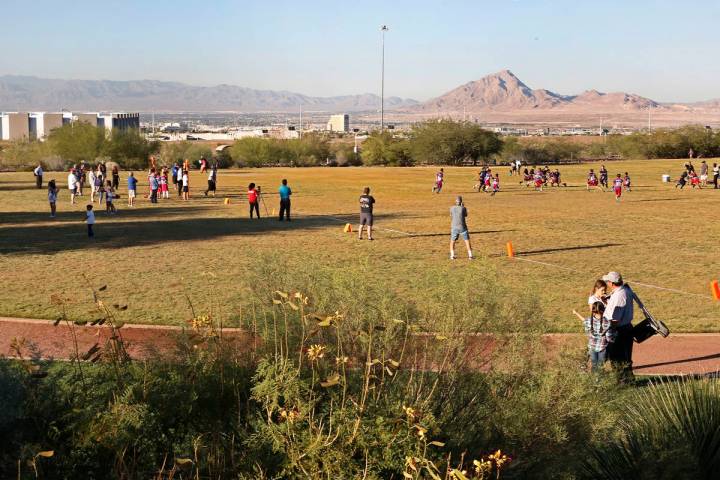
[{"xmin": 1, "ymin": 0, "xmax": 719, "ymax": 102}]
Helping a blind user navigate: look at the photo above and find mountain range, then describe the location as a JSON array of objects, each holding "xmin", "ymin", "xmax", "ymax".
[
  {"xmin": 1, "ymin": 71, "xmax": 719, "ymax": 126},
  {"xmin": 0, "ymin": 75, "xmax": 418, "ymax": 112}
]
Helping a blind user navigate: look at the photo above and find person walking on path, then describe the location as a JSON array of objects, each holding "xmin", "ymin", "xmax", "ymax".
[
  {"xmin": 602, "ymin": 271, "xmax": 635, "ymax": 382},
  {"xmin": 33, "ymin": 164, "xmax": 43, "ymax": 189},
  {"xmin": 247, "ymin": 183, "xmax": 260, "ymax": 218},
  {"xmin": 127, "ymin": 172, "xmax": 137, "ymax": 207},
  {"xmin": 358, "ymin": 187, "xmax": 375, "ymax": 240},
  {"xmin": 449, "ymin": 196, "xmax": 473, "ymax": 260},
  {"xmin": 85, "ymin": 204, "xmax": 95, "ymax": 238},
  {"xmin": 47, "ymin": 179, "xmax": 58, "ymax": 218},
  {"xmin": 278, "ymin": 179, "xmax": 292, "ymax": 221}
]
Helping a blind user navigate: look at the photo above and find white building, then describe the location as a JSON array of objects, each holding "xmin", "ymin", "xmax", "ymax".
[
  {"xmin": 326, "ymin": 114, "xmax": 349, "ymax": 132},
  {"xmin": 1, "ymin": 111, "xmax": 139, "ymax": 140},
  {"xmin": 29, "ymin": 112, "xmax": 64, "ymax": 139}
]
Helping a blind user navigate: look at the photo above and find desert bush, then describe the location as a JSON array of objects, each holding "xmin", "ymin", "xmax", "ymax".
[
  {"xmin": 161, "ymin": 141, "xmax": 213, "ymax": 167},
  {"xmin": 0, "ymin": 139, "xmax": 56, "ymax": 170},
  {"xmin": 581, "ymin": 378, "xmax": 720, "ymax": 480}
]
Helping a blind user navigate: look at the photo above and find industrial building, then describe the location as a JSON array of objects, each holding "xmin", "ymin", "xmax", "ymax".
[
  {"xmin": 326, "ymin": 114, "xmax": 350, "ymax": 132},
  {"xmin": 0, "ymin": 111, "xmax": 140, "ymax": 140}
]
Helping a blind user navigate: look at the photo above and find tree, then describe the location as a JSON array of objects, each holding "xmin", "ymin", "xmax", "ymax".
[
  {"xmin": 409, "ymin": 120, "xmax": 502, "ymax": 165},
  {"xmin": 230, "ymin": 138, "xmax": 272, "ymax": 167},
  {"xmin": 48, "ymin": 123, "xmax": 106, "ymax": 163},
  {"xmin": 104, "ymin": 129, "xmax": 159, "ymax": 169},
  {"xmin": 360, "ymin": 132, "xmax": 394, "ymax": 165},
  {"xmin": 161, "ymin": 141, "xmax": 213, "ymax": 167}
]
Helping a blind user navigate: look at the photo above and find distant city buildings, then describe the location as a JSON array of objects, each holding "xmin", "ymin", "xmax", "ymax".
[
  {"xmin": 326, "ymin": 114, "xmax": 349, "ymax": 132},
  {"xmin": 0, "ymin": 111, "xmax": 140, "ymax": 140}
]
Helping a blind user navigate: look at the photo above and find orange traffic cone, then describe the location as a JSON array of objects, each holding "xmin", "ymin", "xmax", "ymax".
[
  {"xmin": 224, "ymin": 198, "xmax": 230, "ymax": 205},
  {"xmin": 344, "ymin": 223, "xmax": 353, "ymax": 233},
  {"xmin": 711, "ymin": 280, "xmax": 720, "ymax": 301},
  {"xmin": 506, "ymin": 241, "xmax": 515, "ymax": 258}
]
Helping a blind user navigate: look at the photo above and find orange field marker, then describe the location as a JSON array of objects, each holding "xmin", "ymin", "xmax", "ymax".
[
  {"xmin": 506, "ymin": 241, "xmax": 515, "ymax": 258},
  {"xmin": 711, "ymin": 280, "xmax": 720, "ymax": 301},
  {"xmin": 344, "ymin": 223, "xmax": 353, "ymax": 233},
  {"xmin": 224, "ymin": 198, "xmax": 230, "ymax": 205}
]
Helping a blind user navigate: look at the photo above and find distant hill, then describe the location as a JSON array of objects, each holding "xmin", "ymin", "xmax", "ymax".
[
  {"xmin": 411, "ymin": 70, "xmax": 664, "ymax": 113},
  {"xmin": 0, "ymin": 75, "xmax": 418, "ymax": 112}
]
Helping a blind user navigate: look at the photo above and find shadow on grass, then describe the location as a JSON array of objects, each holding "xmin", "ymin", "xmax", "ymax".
[
  {"xmin": 516, "ymin": 243, "xmax": 623, "ymax": 256},
  {"xmin": 0, "ymin": 211, "xmax": 408, "ymax": 255},
  {"xmin": 0, "ymin": 205, "xmax": 219, "ymax": 224},
  {"xmin": 385, "ymin": 230, "xmax": 514, "ymax": 239}
]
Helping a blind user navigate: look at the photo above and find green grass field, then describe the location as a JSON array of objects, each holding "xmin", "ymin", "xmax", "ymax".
[{"xmin": 1, "ymin": 160, "xmax": 718, "ymax": 332}]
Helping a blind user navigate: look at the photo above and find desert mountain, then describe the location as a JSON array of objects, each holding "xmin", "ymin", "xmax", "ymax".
[
  {"xmin": 0, "ymin": 75, "xmax": 418, "ymax": 112},
  {"xmin": 413, "ymin": 70, "xmax": 662, "ymax": 113}
]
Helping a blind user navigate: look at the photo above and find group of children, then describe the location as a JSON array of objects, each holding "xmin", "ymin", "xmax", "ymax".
[
  {"xmin": 587, "ymin": 168, "xmax": 631, "ymax": 201},
  {"xmin": 473, "ymin": 167, "xmax": 501, "ymax": 195},
  {"xmin": 521, "ymin": 166, "xmax": 565, "ymax": 191},
  {"xmin": 64, "ymin": 163, "xmax": 119, "ymax": 214}
]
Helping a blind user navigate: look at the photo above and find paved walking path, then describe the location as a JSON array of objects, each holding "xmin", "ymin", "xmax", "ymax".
[{"xmin": 1, "ymin": 317, "xmax": 718, "ymax": 375}]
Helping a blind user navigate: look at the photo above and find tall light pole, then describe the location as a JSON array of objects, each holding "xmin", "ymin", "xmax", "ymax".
[{"xmin": 380, "ymin": 25, "xmax": 389, "ymax": 132}]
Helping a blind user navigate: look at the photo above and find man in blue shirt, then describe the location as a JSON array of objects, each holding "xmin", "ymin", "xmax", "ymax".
[
  {"xmin": 149, "ymin": 173, "xmax": 159, "ymax": 204},
  {"xmin": 127, "ymin": 172, "xmax": 138, "ymax": 207},
  {"xmin": 278, "ymin": 179, "xmax": 292, "ymax": 221}
]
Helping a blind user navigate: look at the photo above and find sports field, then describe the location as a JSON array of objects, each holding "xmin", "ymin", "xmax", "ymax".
[{"xmin": 0, "ymin": 160, "xmax": 717, "ymax": 332}]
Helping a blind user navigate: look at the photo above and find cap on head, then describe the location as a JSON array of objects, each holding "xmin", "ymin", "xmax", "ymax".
[
  {"xmin": 602, "ymin": 271, "xmax": 622, "ymax": 284},
  {"xmin": 455, "ymin": 195, "xmax": 463, "ymax": 205}
]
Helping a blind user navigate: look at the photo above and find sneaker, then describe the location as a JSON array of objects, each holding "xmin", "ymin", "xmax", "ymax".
[
  {"xmin": 368, "ymin": 237, "xmax": 374, "ymax": 241},
  {"xmin": 450, "ymin": 255, "xmax": 456, "ymax": 260}
]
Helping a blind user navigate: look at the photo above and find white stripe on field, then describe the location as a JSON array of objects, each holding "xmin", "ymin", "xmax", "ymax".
[{"xmin": 511, "ymin": 256, "xmax": 713, "ymax": 299}]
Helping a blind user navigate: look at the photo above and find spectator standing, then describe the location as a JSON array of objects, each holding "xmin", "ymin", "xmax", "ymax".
[
  {"xmin": 112, "ymin": 165, "xmax": 120, "ymax": 190},
  {"xmin": 127, "ymin": 172, "xmax": 138, "ymax": 207},
  {"xmin": 33, "ymin": 164, "xmax": 43, "ymax": 189},
  {"xmin": 247, "ymin": 183, "xmax": 260, "ymax": 218},
  {"xmin": 713, "ymin": 162, "xmax": 719, "ymax": 189},
  {"xmin": 602, "ymin": 271, "xmax": 635, "ymax": 382},
  {"xmin": 205, "ymin": 166, "xmax": 217, "ymax": 197},
  {"xmin": 278, "ymin": 179, "xmax": 292, "ymax": 221},
  {"xmin": 449, "ymin": 196, "xmax": 473, "ymax": 260},
  {"xmin": 85, "ymin": 204, "xmax": 95, "ymax": 238},
  {"xmin": 68, "ymin": 169, "xmax": 78, "ymax": 205},
  {"xmin": 149, "ymin": 172, "xmax": 159, "ymax": 203},
  {"xmin": 358, "ymin": 187, "xmax": 375, "ymax": 240},
  {"xmin": 182, "ymin": 170, "xmax": 189, "ymax": 201},
  {"xmin": 573, "ymin": 302, "xmax": 615, "ymax": 373},
  {"xmin": 700, "ymin": 160, "xmax": 709, "ymax": 187}
]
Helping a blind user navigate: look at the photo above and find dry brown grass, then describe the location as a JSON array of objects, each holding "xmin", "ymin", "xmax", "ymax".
[{"xmin": 0, "ymin": 160, "xmax": 718, "ymax": 332}]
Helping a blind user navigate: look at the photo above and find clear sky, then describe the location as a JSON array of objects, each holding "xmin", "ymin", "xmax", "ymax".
[{"xmin": 1, "ymin": 0, "xmax": 719, "ymax": 102}]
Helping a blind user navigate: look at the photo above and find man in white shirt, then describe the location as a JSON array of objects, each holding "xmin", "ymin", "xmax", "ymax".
[
  {"xmin": 602, "ymin": 271, "xmax": 634, "ymax": 381},
  {"xmin": 33, "ymin": 164, "xmax": 43, "ymax": 189},
  {"xmin": 67, "ymin": 170, "xmax": 78, "ymax": 205}
]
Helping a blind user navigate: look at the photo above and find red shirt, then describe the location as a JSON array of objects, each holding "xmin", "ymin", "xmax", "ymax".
[{"xmin": 247, "ymin": 189, "xmax": 258, "ymax": 203}]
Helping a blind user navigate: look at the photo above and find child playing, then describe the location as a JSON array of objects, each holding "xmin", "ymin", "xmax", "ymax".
[
  {"xmin": 690, "ymin": 171, "xmax": 701, "ymax": 189},
  {"xmin": 613, "ymin": 174, "xmax": 623, "ymax": 201},
  {"xmin": 48, "ymin": 180, "xmax": 59, "ymax": 218},
  {"xmin": 676, "ymin": 171, "xmax": 688, "ymax": 189},
  {"xmin": 95, "ymin": 175, "xmax": 105, "ymax": 205},
  {"xmin": 533, "ymin": 171, "xmax": 544, "ymax": 191},
  {"xmin": 85, "ymin": 204, "xmax": 95, "ymax": 238},
  {"xmin": 432, "ymin": 168, "xmax": 444, "ymax": 193},
  {"xmin": 105, "ymin": 181, "xmax": 116, "ymax": 214},
  {"xmin": 573, "ymin": 302, "xmax": 615, "ymax": 373},
  {"xmin": 587, "ymin": 169, "xmax": 599, "ymax": 190},
  {"xmin": 160, "ymin": 169, "xmax": 169, "ymax": 199},
  {"xmin": 623, "ymin": 172, "xmax": 632, "ymax": 192},
  {"xmin": 490, "ymin": 174, "xmax": 500, "ymax": 196},
  {"xmin": 247, "ymin": 182, "xmax": 260, "ymax": 218}
]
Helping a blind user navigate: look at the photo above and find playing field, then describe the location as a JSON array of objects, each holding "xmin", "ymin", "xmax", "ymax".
[{"xmin": 1, "ymin": 160, "xmax": 717, "ymax": 332}]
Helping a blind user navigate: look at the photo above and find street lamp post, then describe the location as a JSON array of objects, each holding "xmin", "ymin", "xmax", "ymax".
[{"xmin": 380, "ymin": 25, "xmax": 389, "ymax": 132}]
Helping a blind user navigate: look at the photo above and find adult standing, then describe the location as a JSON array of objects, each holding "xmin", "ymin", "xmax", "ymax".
[
  {"xmin": 713, "ymin": 162, "xmax": 719, "ymax": 189},
  {"xmin": 205, "ymin": 165, "xmax": 217, "ymax": 197},
  {"xmin": 33, "ymin": 164, "xmax": 43, "ymax": 189},
  {"xmin": 278, "ymin": 179, "xmax": 292, "ymax": 221},
  {"xmin": 182, "ymin": 169, "xmax": 189, "ymax": 201},
  {"xmin": 112, "ymin": 165, "xmax": 120, "ymax": 190},
  {"xmin": 171, "ymin": 162, "xmax": 179, "ymax": 192},
  {"xmin": 127, "ymin": 172, "xmax": 138, "ymax": 207},
  {"xmin": 602, "ymin": 271, "xmax": 635, "ymax": 382},
  {"xmin": 449, "ymin": 196, "xmax": 473, "ymax": 260},
  {"xmin": 358, "ymin": 187, "xmax": 375, "ymax": 240},
  {"xmin": 88, "ymin": 168, "xmax": 97, "ymax": 203},
  {"xmin": 67, "ymin": 169, "xmax": 78, "ymax": 205}
]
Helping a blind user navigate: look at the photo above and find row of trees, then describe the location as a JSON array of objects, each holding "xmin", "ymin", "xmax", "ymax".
[{"xmin": 2, "ymin": 121, "xmax": 719, "ymax": 171}]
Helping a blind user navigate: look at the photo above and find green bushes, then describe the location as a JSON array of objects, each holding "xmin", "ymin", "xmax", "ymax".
[
  {"xmin": 409, "ymin": 120, "xmax": 502, "ymax": 166},
  {"xmin": 160, "ymin": 141, "xmax": 213, "ymax": 167},
  {"xmin": 230, "ymin": 134, "xmax": 330, "ymax": 167}
]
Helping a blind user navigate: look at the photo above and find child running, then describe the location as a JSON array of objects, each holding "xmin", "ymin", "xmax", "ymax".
[
  {"xmin": 48, "ymin": 180, "xmax": 59, "ymax": 218},
  {"xmin": 490, "ymin": 174, "xmax": 500, "ymax": 196},
  {"xmin": 623, "ymin": 172, "xmax": 632, "ymax": 192},
  {"xmin": 573, "ymin": 302, "xmax": 615, "ymax": 373},
  {"xmin": 613, "ymin": 174, "xmax": 623, "ymax": 201},
  {"xmin": 432, "ymin": 168, "xmax": 444, "ymax": 193}
]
